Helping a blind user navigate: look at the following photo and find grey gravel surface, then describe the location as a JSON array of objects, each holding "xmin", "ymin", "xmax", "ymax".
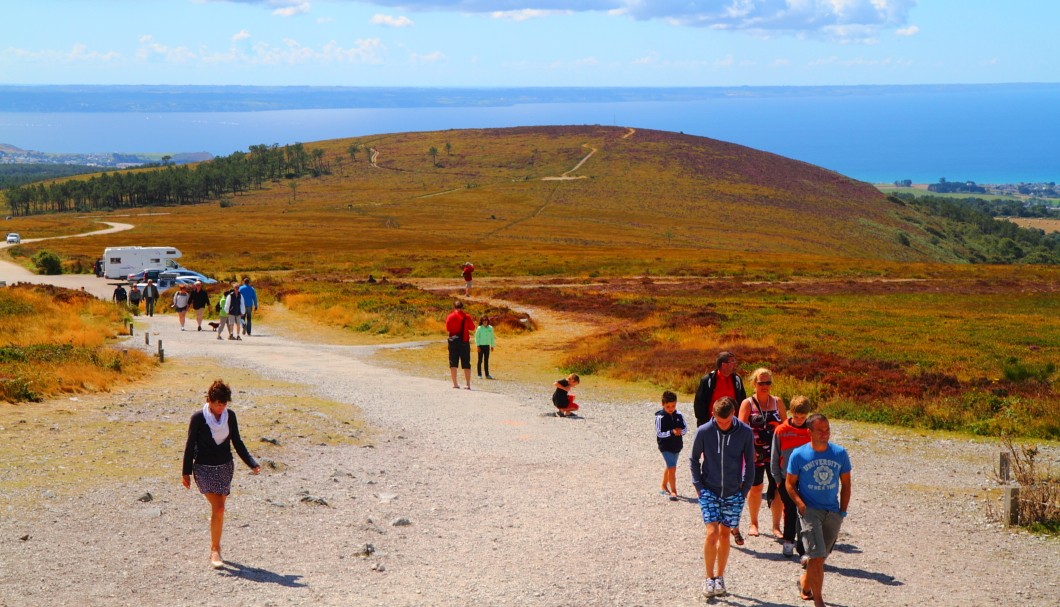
[{"xmin": 1, "ymin": 313, "xmax": 1058, "ymax": 607}]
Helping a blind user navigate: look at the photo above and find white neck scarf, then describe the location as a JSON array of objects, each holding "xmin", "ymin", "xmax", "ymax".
[{"xmin": 202, "ymin": 402, "xmax": 230, "ymax": 445}]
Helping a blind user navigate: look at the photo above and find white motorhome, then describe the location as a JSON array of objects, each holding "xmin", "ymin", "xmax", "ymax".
[{"xmin": 102, "ymin": 246, "xmax": 186, "ymax": 280}]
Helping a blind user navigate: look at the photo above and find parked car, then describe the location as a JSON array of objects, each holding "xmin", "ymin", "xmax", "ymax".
[
  {"xmin": 162, "ymin": 269, "xmax": 218, "ymax": 284},
  {"xmin": 5, "ymin": 233, "xmax": 20, "ymax": 244}
]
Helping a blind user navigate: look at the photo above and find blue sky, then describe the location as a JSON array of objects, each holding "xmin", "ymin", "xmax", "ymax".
[{"xmin": 3, "ymin": 1, "xmax": 1057, "ymax": 87}]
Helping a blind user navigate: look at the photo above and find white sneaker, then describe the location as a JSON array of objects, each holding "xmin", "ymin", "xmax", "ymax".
[
  {"xmin": 800, "ymin": 555, "xmax": 810, "ymax": 569},
  {"xmin": 702, "ymin": 578, "xmax": 716, "ymax": 597},
  {"xmin": 713, "ymin": 577, "xmax": 727, "ymax": 596},
  {"xmin": 783, "ymin": 541, "xmax": 794, "ymax": 557}
]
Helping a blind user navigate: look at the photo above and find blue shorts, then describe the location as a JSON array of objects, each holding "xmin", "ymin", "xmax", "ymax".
[
  {"xmin": 698, "ymin": 489, "xmax": 746, "ymax": 528},
  {"xmin": 660, "ymin": 450, "xmax": 680, "ymax": 468}
]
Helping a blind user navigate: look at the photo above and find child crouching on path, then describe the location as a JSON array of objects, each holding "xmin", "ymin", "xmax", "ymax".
[
  {"xmin": 552, "ymin": 373, "xmax": 580, "ymax": 417},
  {"xmin": 655, "ymin": 390, "xmax": 686, "ymax": 501}
]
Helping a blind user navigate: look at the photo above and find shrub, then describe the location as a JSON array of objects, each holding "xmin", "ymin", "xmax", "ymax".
[
  {"xmin": 998, "ymin": 436, "xmax": 1060, "ymax": 534},
  {"xmin": 1002, "ymin": 357, "xmax": 1056, "ymax": 383},
  {"xmin": 32, "ymin": 250, "xmax": 63, "ymax": 275}
]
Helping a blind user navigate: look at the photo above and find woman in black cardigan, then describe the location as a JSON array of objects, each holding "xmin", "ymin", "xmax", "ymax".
[{"xmin": 182, "ymin": 379, "xmax": 260, "ymax": 569}]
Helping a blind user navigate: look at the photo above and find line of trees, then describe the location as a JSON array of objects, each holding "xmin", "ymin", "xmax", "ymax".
[{"xmin": 3, "ymin": 142, "xmax": 331, "ymax": 216}]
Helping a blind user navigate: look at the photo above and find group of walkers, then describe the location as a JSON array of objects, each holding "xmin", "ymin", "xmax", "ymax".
[
  {"xmin": 656, "ymin": 352, "xmax": 852, "ymax": 606},
  {"xmin": 114, "ymin": 277, "xmax": 259, "ymax": 340}
]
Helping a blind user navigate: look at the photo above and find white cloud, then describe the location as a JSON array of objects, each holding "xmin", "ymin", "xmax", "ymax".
[
  {"xmin": 1, "ymin": 44, "xmax": 121, "ymax": 63},
  {"xmin": 136, "ymin": 35, "xmax": 196, "ymax": 63},
  {"xmin": 895, "ymin": 25, "xmax": 919, "ymax": 36},
  {"xmin": 371, "ymin": 14, "xmax": 414, "ymax": 27},
  {"xmin": 317, "ymin": 16, "xmax": 335, "ymax": 23},
  {"xmin": 232, "ymin": 30, "xmax": 251, "ymax": 41},
  {"xmin": 490, "ymin": 9, "xmax": 571, "ymax": 21},
  {"xmin": 273, "ymin": 2, "xmax": 310, "ymax": 17},
  {"xmin": 633, "ymin": 51, "xmax": 659, "ymax": 65},
  {"xmin": 409, "ymin": 50, "xmax": 445, "ymax": 63},
  {"xmin": 356, "ymin": 1, "xmax": 915, "ymax": 41}
]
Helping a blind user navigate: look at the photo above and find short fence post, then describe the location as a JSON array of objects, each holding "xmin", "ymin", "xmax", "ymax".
[
  {"xmin": 158, "ymin": 339, "xmax": 164, "ymax": 363},
  {"xmin": 999, "ymin": 452, "xmax": 1012, "ymax": 483},
  {"xmin": 145, "ymin": 332, "xmax": 150, "ymax": 345},
  {"xmin": 1003, "ymin": 485, "xmax": 1020, "ymax": 527}
]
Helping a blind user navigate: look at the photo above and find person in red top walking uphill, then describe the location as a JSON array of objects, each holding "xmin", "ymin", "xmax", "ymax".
[
  {"xmin": 693, "ymin": 352, "xmax": 746, "ymax": 428},
  {"xmin": 461, "ymin": 262, "xmax": 475, "ymax": 296},
  {"xmin": 445, "ymin": 300, "xmax": 476, "ymax": 390},
  {"xmin": 770, "ymin": 396, "xmax": 814, "ymax": 560}
]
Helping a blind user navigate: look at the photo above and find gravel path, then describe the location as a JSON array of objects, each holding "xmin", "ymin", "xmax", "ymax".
[{"xmin": 1, "ymin": 309, "xmax": 1058, "ymax": 607}]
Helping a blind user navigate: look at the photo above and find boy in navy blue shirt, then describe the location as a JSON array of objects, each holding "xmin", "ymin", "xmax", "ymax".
[{"xmin": 654, "ymin": 390, "xmax": 686, "ymax": 501}]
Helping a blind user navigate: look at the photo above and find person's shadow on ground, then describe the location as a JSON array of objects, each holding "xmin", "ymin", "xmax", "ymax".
[
  {"xmin": 219, "ymin": 561, "xmax": 307, "ymax": 587},
  {"xmin": 736, "ymin": 542, "xmax": 902, "ymax": 587}
]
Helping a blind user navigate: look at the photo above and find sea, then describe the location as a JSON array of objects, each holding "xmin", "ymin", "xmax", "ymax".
[{"xmin": 1, "ymin": 84, "xmax": 1057, "ymax": 184}]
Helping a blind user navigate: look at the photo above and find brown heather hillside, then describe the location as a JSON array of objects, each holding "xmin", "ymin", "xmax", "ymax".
[{"xmin": 8, "ymin": 125, "xmax": 938, "ymax": 273}]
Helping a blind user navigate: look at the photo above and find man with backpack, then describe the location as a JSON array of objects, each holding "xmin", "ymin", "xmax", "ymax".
[
  {"xmin": 445, "ymin": 300, "xmax": 475, "ymax": 390},
  {"xmin": 693, "ymin": 352, "xmax": 747, "ymax": 428}
]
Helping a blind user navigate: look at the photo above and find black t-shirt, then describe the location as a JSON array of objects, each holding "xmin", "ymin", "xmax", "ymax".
[
  {"xmin": 113, "ymin": 287, "xmax": 127, "ymax": 302},
  {"xmin": 552, "ymin": 379, "xmax": 571, "ymax": 408}
]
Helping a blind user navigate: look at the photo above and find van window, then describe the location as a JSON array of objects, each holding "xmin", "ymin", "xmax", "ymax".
[
  {"xmin": 149, "ymin": 258, "xmax": 161, "ymax": 263},
  {"xmin": 110, "ymin": 257, "xmax": 121, "ymax": 263},
  {"xmin": 166, "ymin": 250, "xmax": 177, "ymax": 255}
]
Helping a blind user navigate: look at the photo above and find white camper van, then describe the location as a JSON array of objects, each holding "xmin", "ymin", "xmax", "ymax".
[{"xmin": 102, "ymin": 246, "xmax": 186, "ymax": 280}]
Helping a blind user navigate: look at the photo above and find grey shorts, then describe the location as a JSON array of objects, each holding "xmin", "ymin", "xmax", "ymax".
[{"xmin": 798, "ymin": 508, "xmax": 842, "ymax": 559}]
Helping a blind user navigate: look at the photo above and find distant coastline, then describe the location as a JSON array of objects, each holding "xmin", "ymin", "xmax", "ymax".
[
  {"xmin": 1, "ymin": 82, "xmax": 1058, "ymax": 113},
  {"xmin": 1, "ymin": 83, "xmax": 1056, "ymax": 184}
]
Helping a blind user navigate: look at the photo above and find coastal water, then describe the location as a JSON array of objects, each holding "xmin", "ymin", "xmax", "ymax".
[{"xmin": 1, "ymin": 86, "xmax": 1057, "ymax": 184}]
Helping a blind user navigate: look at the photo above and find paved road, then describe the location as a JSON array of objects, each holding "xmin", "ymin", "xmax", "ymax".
[{"xmin": 0, "ymin": 221, "xmax": 133, "ymax": 298}]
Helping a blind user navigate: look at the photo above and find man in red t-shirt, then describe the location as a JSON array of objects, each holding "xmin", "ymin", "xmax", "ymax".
[
  {"xmin": 693, "ymin": 352, "xmax": 747, "ymax": 428},
  {"xmin": 461, "ymin": 262, "xmax": 475, "ymax": 296},
  {"xmin": 445, "ymin": 300, "xmax": 476, "ymax": 389}
]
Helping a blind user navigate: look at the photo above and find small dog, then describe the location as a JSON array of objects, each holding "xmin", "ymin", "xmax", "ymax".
[{"xmin": 207, "ymin": 321, "xmax": 220, "ymax": 329}]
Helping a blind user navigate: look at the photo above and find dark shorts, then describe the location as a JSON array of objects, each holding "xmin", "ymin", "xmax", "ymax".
[
  {"xmin": 175, "ymin": 305, "xmax": 188, "ymax": 313},
  {"xmin": 193, "ymin": 460, "xmax": 235, "ymax": 496},
  {"xmin": 753, "ymin": 465, "xmax": 779, "ymax": 502},
  {"xmin": 448, "ymin": 339, "xmax": 471, "ymax": 369}
]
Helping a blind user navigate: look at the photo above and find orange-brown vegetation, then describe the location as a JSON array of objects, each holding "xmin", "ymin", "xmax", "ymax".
[
  {"xmin": 0, "ymin": 284, "xmax": 154, "ymax": 402},
  {"xmin": 4, "ymin": 126, "xmax": 1058, "ymax": 438}
]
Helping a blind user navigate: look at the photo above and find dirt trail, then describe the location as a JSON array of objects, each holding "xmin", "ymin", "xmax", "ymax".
[{"xmin": 1, "ymin": 230, "xmax": 1058, "ymax": 607}]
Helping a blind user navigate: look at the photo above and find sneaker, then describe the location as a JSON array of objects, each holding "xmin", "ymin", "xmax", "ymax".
[
  {"xmin": 197, "ymin": 327, "xmax": 202, "ymax": 331},
  {"xmin": 217, "ymin": 335, "xmax": 222, "ymax": 340},
  {"xmin": 800, "ymin": 555, "xmax": 810, "ymax": 569},
  {"xmin": 701, "ymin": 578, "xmax": 716, "ymax": 598},
  {"xmin": 486, "ymin": 375, "xmax": 494, "ymax": 379},
  {"xmin": 783, "ymin": 541, "xmax": 794, "ymax": 557},
  {"xmin": 713, "ymin": 577, "xmax": 727, "ymax": 597}
]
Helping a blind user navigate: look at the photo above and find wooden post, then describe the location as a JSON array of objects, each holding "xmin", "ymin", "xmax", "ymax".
[
  {"xmin": 145, "ymin": 332, "xmax": 150, "ymax": 345},
  {"xmin": 158, "ymin": 339, "xmax": 164, "ymax": 363},
  {"xmin": 128, "ymin": 322, "xmax": 134, "ymax": 336},
  {"xmin": 1003, "ymin": 485, "xmax": 1020, "ymax": 526},
  {"xmin": 999, "ymin": 452, "xmax": 1012, "ymax": 482}
]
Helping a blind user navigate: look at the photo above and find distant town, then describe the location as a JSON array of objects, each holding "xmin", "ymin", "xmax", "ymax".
[
  {"xmin": 891, "ymin": 178, "xmax": 1059, "ymax": 200},
  {"xmin": 0, "ymin": 143, "xmax": 212, "ymax": 168}
]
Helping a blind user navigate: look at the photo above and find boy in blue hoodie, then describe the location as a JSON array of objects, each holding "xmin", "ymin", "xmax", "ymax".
[{"xmin": 689, "ymin": 396, "xmax": 755, "ymax": 599}]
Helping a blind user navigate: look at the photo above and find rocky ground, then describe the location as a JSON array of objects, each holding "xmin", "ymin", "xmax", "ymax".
[{"xmin": 1, "ymin": 310, "xmax": 1058, "ymax": 607}]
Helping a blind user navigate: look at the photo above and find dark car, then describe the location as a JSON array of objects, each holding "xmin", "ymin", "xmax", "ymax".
[{"xmin": 127, "ymin": 268, "xmax": 163, "ymax": 283}]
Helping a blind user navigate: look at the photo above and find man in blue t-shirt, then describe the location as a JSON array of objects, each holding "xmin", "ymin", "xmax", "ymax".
[{"xmin": 786, "ymin": 414, "xmax": 851, "ymax": 607}]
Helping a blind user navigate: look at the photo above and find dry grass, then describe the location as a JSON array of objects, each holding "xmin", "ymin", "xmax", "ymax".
[
  {"xmin": 0, "ymin": 358, "xmax": 368, "ymax": 503},
  {"xmin": 0, "ymin": 284, "xmax": 155, "ymax": 402}
]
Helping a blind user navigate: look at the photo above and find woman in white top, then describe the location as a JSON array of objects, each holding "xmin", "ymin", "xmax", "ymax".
[
  {"xmin": 738, "ymin": 368, "xmax": 787, "ymax": 538},
  {"xmin": 172, "ymin": 285, "xmax": 192, "ymax": 331}
]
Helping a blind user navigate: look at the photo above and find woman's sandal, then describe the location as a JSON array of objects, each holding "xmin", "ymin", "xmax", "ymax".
[{"xmin": 731, "ymin": 528, "xmax": 745, "ymax": 546}]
